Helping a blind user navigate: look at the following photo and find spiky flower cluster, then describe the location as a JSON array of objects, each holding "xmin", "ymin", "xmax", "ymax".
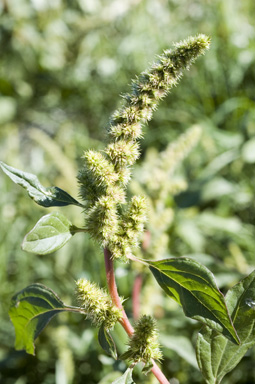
[
  {"xmin": 107, "ymin": 195, "xmax": 147, "ymax": 259},
  {"xmin": 77, "ymin": 35, "xmax": 210, "ymax": 260},
  {"xmin": 76, "ymin": 278, "xmax": 122, "ymax": 329},
  {"xmin": 121, "ymin": 315, "xmax": 162, "ymax": 364}
]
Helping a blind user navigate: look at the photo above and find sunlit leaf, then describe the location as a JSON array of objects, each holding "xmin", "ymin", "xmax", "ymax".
[
  {"xmin": 9, "ymin": 283, "xmax": 84, "ymax": 355},
  {"xmin": 112, "ymin": 368, "xmax": 135, "ymax": 384},
  {"xmin": 0, "ymin": 161, "xmax": 83, "ymax": 207},
  {"xmin": 22, "ymin": 212, "xmax": 76, "ymax": 255},
  {"xmin": 196, "ymin": 270, "xmax": 255, "ymax": 384},
  {"xmin": 148, "ymin": 258, "xmax": 239, "ymax": 344}
]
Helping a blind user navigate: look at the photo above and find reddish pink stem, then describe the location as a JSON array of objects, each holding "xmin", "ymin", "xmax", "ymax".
[
  {"xmin": 132, "ymin": 274, "xmax": 143, "ymax": 320},
  {"xmin": 104, "ymin": 248, "xmax": 169, "ymax": 384},
  {"xmin": 142, "ymin": 230, "xmax": 151, "ymax": 250},
  {"xmin": 104, "ymin": 248, "xmax": 134, "ymax": 336}
]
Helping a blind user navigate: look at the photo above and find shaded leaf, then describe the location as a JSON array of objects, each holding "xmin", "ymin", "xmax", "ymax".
[
  {"xmin": 149, "ymin": 258, "xmax": 239, "ymax": 344},
  {"xmin": 196, "ymin": 270, "xmax": 255, "ymax": 384},
  {"xmin": 22, "ymin": 212, "xmax": 76, "ymax": 255},
  {"xmin": 9, "ymin": 283, "xmax": 84, "ymax": 355},
  {"xmin": 112, "ymin": 368, "xmax": 135, "ymax": 384},
  {"xmin": 0, "ymin": 161, "xmax": 82, "ymax": 207},
  {"xmin": 98, "ymin": 324, "xmax": 118, "ymax": 360},
  {"xmin": 142, "ymin": 361, "xmax": 154, "ymax": 375}
]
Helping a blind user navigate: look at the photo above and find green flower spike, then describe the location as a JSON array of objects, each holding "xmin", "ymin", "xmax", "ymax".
[
  {"xmin": 76, "ymin": 278, "xmax": 122, "ymax": 329},
  {"xmin": 77, "ymin": 150, "xmax": 120, "ymax": 204},
  {"xmin": 77, "ymin": 34, "xmax": 210, "ymax": 261},
  {"xmin": 121, "ymin": 315, "xmax": 162, "ymax": 365}
]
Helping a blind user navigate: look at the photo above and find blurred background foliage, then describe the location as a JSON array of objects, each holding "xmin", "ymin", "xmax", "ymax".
[{"xmin": 0, "ymin": 0, "xmax": 255, "ymax": 383}]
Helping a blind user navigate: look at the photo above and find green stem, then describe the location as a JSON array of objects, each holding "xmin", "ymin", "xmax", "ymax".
[
  {"xmin": 104, "ymin": 248, "xmax": 169, "ymax": 384},
  {"xmin": 70, "ymin": 226, "xmax": 88, "ymax": 235}
]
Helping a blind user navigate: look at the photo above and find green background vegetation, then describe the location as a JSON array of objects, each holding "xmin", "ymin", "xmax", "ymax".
[{"xmin": 0, "ymin": 0, "xmax": 255, "ymax": 383}]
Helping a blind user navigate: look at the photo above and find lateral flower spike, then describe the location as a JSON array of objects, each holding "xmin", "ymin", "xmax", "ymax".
[
  {"xmin": 106, "ymin": 196, "xmax": 147, "ymax": 260},
  {"xmin": 121, "ymin": 315, "xmax": 162, "ymax": 364},
  {"xmin": 122, "ymin": 195, "xmax": 147, "ymax": 240},
  {"xmin": 76, "ymin": 278, "xmax": 122, "ymax": 329},
  {"xmin": 85, "ymin": 196, "xmax": 119, "ymax": 243},
  {"xmin": 77, "ymin": 150, "xmax": 120, "ymax": 204}
]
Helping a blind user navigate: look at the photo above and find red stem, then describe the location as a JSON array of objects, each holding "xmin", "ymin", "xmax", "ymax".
[
  {"xmin": 132, "ymin": 273, "xmax": 143, "ymax": 320},
  {"xmin": 104, "ymin": 248, "xmax": 169, "ymax": 384},
  {"xmin": 104, "ymin": 248, "xmax": 134, "ymax": 336}
]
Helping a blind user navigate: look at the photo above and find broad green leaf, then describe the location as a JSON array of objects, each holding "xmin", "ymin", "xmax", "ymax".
[
  {"xmin": 196, "ymin": 270, "xmax": 255, "ymax": 384},
  {"xmin": 98, "ymin": 324, "xmax": 118, "ymax": 360},
  {"xmin": 112, "ymin": 368, "xmax": 135, "ymax": 384},
  {"xmin": 149, "ymin": 258, "xmax": 239, "ymax": 344},
  {"xmin": 22, "ymin": 212, "xmax": 76, "ymax": 255},
  {"xmin": 9, "ymin": 283, "xmax": 84, "ymax": 355},
  {"xmin": 0, "ymin": 161, "xmax": 83, "ymax": 207}
]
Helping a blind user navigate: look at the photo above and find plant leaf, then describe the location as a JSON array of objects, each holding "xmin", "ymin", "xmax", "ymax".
[
  {"xmin": 0, "ymin": 161, "xmax": 83, "ymax": 207},
  {"xmin": 112, "ymin": 368, "xmax": 135, "ymax": 384},
  {"xmin": 9, "ymin": 283, "xmax": 84, "ymax": 355},
  {"xmin": 98, "ymin": 324, "xmax": 118, "ymax": 360},
  {"xmin": 148, "ymin": 258, "xmax": 239, "ymax": 344},
  {"xmin": 22, "ymin": 212, "xmax": 76, "ymax": 255},
  {"xmin": 142, "ymin": 361, "xmax": 154, "ymax": 375},
  {"xmin": 196, "ymin": 269, "xmax": 255, "ymax": 384}
]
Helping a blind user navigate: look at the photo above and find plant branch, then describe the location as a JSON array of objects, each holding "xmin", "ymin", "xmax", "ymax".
[
  {"xmin": 132, "ymin": 273, "xmax": 143, "ymax": 320},
  {"xmin": 104, "ymin": 247, "xmax": 169, "ymax": 384},
  {"xmin": 104, "ymin": 247, "xmax": 134, "ymax": 336}
]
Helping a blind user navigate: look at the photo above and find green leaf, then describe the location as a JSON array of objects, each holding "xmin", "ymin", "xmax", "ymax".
[
  {"xmin": 196, "ymin": 270, "xmax": 255, "ymax": 384},
  {"xmin": 112, "ymin": 368, "xmax": 135, "ymax": 384},
  {"xmin": 9, "ymin": 283, "xmax": 84, "ymax": 355},
  {"xmin": 148, "ymin": 258, "xmax": 239, "ymax": 344},
  {"xmin": 0, "ymin": 161, "xmax": 83, "ymax": 207},
  {"xmin": 22, "ymin": 212, "xmax": 76, "ymax": 255},
  {"xmin": 98, "ymin": 324, "xmax": 118, "ymax": 360}
]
